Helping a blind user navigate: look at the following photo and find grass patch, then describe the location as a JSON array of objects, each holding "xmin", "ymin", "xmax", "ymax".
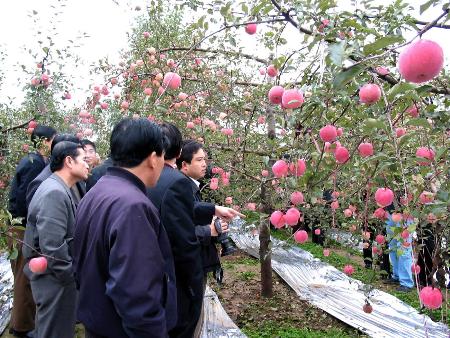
[
  {"xmin": 242, "ymin": 320, "xmax": 361, "ymax": 338},
  {"xmin": 239, "ymin": 271, "xmax": 256, "ymax": 281},
  {"xmin": 222, "ymin": 254, "xmax": 258, "ymax": 270}
]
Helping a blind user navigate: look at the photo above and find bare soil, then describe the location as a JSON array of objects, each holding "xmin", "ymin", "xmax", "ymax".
[{"xmin": 209, "ymin": 250, "xmax": 366, "ymax": 336}]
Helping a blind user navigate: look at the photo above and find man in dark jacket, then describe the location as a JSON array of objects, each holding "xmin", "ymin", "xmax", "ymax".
[
  {"xmin": 85, "ymin": 156, "xmax": 113, "ymax": 192},
  {"xmin": 7, "ymin": 124, "xmax": 56, "ymax": 338},
  {"xmin": 26, "ymin": 133, "xmax": 85, "ymax": 207},
  {"xmin": 177, "ymin": 140, "xmax": 226, "ymax": 278},
  {"xmin": 177, "ymin": 140, "xmax": 229, "ymax": 337},
  {"xmin": 73, "ymin": 118, "xmax": 176, "ymax": 338},
  {"xmin": 147, "ymin": 123, "xmax": 243, "ymax": 338}
]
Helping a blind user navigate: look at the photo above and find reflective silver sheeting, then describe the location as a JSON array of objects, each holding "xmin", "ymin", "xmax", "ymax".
[
  {"xmin": 229, "ymin": 225, "xmax": 450, "ymax": 338},
  {"xmin": 328, "ymin": 228, "xmax": 363, "ymax": 251},
  {"xmin": 0, "ymin": 254, "xmax": 14, "ymax": 334},
  {"xmin": 201, "ymin": 286, "xmax": 246, "ymax": 337}
]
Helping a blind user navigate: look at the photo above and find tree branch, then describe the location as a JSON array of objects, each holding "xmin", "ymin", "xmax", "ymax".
[
  {"xmin": 209, "ymin": 143, "xmax": 270, "ymax": 156},
  {"xmin": 270, "ymin": 0, "xmax": 450, "ymax": 95},
  {"xmin": 159, "ymin": 47, "xmax": 268, "ymax": 64},
  {"xmin": 1, "ymin": 118, "xmax": 35, "ymax": 133}
]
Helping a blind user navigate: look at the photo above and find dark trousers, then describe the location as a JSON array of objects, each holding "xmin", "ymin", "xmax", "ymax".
[
  {"xmin": 417, "ymin": 232, "xmax": 435, "ymax": 286},
  {"xmin": 30, "ymin": 275, "xmax": 77, "ymax": 338},
  {"xmin": 8, "ymin": 229, "xmax": 36, "ymax": 332},
  {"xmin": 169, "ymin": 282, "xmax": 203, "ymax": 338},
  {"xmin": 362, "ymin": 231, "xmax": 374, "ymax": 268},
  {"xmin": 85, "ymin": 328, "xmax": 107, "ymax": 338},
  {"xmin": 193, "ymin": 276, "xmax": 208, "ymax": 338}
]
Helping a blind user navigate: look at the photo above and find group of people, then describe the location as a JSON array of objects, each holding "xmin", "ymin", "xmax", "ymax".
[{"xmin": 8, "ymin": 118, "xmax": 242, "ymax": 338}]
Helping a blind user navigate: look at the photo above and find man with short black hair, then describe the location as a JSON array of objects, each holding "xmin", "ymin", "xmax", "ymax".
[
  {"xmin": 81, "ymin": 139, "xmax": 98, "ymax": 168},
  {"xmin": 8, "ymin": 124, "xmax": 56, "ymax": 338},
  {"xmin": 177, "ymin": 140, "xmax": 229, "ymax": 337},
  {"xmin": 148, "ymin": 123, "xmax": 243, "ymax": 338},
  {"xmin": 26, "ymin": 133, "xmax": 85, "ymax": 207},
  {"xmin": 74, "ymin": 118, "xmax": 176, "ymax": 338},
  {"xmin": 23, "ymin": 141, "xmax": 89, "ymax": 338}
]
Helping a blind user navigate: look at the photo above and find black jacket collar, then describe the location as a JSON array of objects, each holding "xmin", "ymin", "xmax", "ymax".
[{"xmin": 106, "ymin": 167, "xmax": 146, "ymax": 194}]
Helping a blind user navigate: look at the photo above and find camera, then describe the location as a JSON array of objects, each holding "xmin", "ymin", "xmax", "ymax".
[{"xmin": 214, "ymin": 218, "xmax": 237, "ymax": 256}]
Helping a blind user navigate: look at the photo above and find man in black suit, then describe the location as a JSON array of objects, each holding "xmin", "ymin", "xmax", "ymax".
[
  {"xmin": 177, "ymin": 140, "xmax": 226, "ymax": 279},
  {"xmin": 147, "ymin": 123, "xmax": 242, "ymax": 338},
  {"xmin": 177, "ymin": 140, "xmax": 229, "ymax": 337},
  {"xmin": 85, "ymin": 157, "xmax": 113, "ymax": 192}
]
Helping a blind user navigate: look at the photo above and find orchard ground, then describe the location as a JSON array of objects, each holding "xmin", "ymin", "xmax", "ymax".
[{"xmin": 2, "ymin": 230, "xmax": 447, "ymax": 337}]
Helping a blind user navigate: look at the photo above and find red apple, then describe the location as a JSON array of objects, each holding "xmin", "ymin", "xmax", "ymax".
[
  {"xmin": 245, "ymin": 23, "xmax": 257, "ymax": 35},
  {"xmin": 272, "ymin": 160, "xmax": 288, "ymax": 178},
  {"xmin": 29, "ymin": 257, "xmax": 47, "ymax": 274},
  {"xmin": 363, "ymin": 303, "xmax": 373, "ymax": 314},
  {"xmin": 335, "ymin": 146, "xmax": 349, "ymax": 164},
  {"xmin": 358, "ymin": 143, "xmax": 374, "ymax": 157},
  {"xmin": 290, "ymin": 191, "xmax": 304, "ymax": 205},
  {"xmin": 359, "ymin": 84, "xmax": 381, "ymax": 104},
  {"xmin": 268, "ymin": 86, "xmax": 284, "ymax": 104},
  {"xmin": 270, "ymin": 210, "xmax": 285, "ymax": 229},
  {"xmin": 285, "ymin": 208, "xmax": 301, "ymax": 226},
  {"xmin": 294, "ymin": 230, "xmax": 308, "ymax": 243},
  {"xmin": 281, "ymin": 89, "xmax": 304, "ymax": 109},
  {"xmin": 266, "ymin": 65, "xmax": 278, "ymax": 77},
  {"xmin": 398, "ymin": 40, "xmax": 444, "ymax": 83},
  {"xmin": 163, "ymin": 72, "xmax": 181, "ymax": 90},
  {"xmin": 319, "ymin": 125, "xmax": 337, "ymax": 142},
  {"xmin": 374, "ymin": 188, "xmax": 394, "ymax": 207}
]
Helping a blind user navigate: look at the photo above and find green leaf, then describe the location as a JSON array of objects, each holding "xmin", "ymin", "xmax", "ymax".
[
  {"xmin": 361, "ymin": 153, "xmax": 389, "ymax": 164},
  {"xmin": 416, "ymin": 85, "xmax": 433, "ymax": 95},
  {"xmin": 229, "ymin": 36, "xmax": 237, "ymax": 47},
  {"xmin": 8, "ymin": 248, "xmax": 18, "ymax": 260},
  {"xmin": 363, "ymin": 36, "xmax": 404, "ymax": 55},
  {"xmin": 251, "ymin": 0, "xmax": 268, "ymax": 16},
  {"xmin": 155, "ymin": 106, "xmax": 167, "ymax": 113},
  {"xmin": 328, "ymin": 41, "xmax": 346, "ymax": 67},
  {"xmin": 436, "ymin": 190, "xmax": 449, "ymax": 202},
  {"xmin": 405, "ymin": 118, "xmax": 431, "ymax": 129},
  {"xmin": 387, "ymin": 82, "xmax": 416, "ymax": 100},
  {"xmin": 420, "ymin": 0, "xmax": 435, "ymax": 14},
  {"xmin": 241, "ymin": 3, "xmax": 248, "ymax": 14},
  {"xmin": 397, "ymin": 132, "xmax": 415, "ymax": 149},
  {"xmin": 363, "ymin": 118, "xmax": 385, "ymax": 130},
  {"xmin": 434, "ymin": 147, "xmax": 448, "ymax": 161},
  {"xmin": 333, "ymin": 65, "xmax": 364, "ymax": 88}
]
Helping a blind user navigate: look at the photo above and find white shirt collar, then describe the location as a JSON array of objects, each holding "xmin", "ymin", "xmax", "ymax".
[{"xmin": 189, "ymin": 177, "xmax": 200, "ymax": 188}]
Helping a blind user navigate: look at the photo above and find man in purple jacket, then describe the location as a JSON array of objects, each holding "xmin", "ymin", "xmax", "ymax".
[{"xmin": 73, "ymin": 118, "xmax": 176, "ymax": 338}]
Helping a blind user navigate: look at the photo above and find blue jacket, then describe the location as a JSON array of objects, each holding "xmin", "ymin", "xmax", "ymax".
[{"xmin": 73, "ymin": 167, "xmax": 177, "ymax": 338}]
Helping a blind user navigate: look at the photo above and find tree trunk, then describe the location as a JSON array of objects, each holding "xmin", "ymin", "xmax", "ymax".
[
  {"xmin": 259, "ymin": 107, "xmax": 275, "ymax": 298},
  {"xmin": 259, "ymin": 182, "xmax": 273, "ymax": 298}
]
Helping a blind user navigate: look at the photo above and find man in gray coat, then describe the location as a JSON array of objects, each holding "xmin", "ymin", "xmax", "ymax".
[
  {"xmin": 23, "ymin": 141, "xmax": 89, "ymax": 338},
  {"xmin": 26, "ymin": 133, "xmax": 85, "ymax": 208}
]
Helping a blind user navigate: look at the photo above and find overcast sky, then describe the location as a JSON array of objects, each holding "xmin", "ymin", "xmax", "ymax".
[{"xmin": 0, "ymin": 0, "xmax": 448, "ymax": 108}]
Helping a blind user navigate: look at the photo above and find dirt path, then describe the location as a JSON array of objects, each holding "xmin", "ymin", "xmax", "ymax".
[{"xmin": 210, "ymin": 251, "xmax": 367, "ymax": 337}]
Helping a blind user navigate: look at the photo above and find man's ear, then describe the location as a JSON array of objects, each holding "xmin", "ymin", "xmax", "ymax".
[
  {"xmin": 181, "ymin": 160, "xmax": 188, "ymax": 171},
  {"xmin": 64, "ymin": 156, "xmax": 73, "ymax": 169},
  {"xmin": 147, "ymin": 152, "xmax": 158, "ymax": 169}
]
